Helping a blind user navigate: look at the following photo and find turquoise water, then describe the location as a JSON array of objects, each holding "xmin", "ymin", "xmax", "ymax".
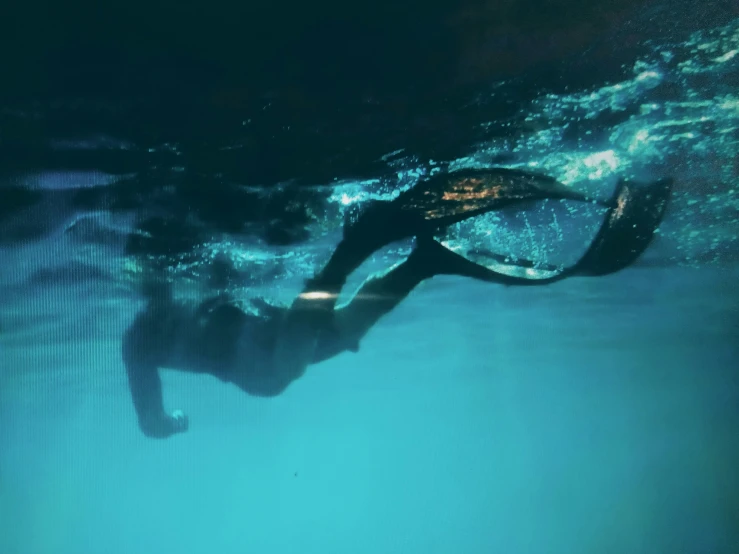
[
  {"xmin": 1, "ymin": 266, "xmax": 737, "ymax": 553},
  {"xmin": 1, "ymin": 14, "xmax": 739, "ymax": 554}
]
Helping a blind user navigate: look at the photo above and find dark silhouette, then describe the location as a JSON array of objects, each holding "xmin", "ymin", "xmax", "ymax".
[{"xmin": 122, "ymin": 169, "xmax": 673, "ymax": 438}]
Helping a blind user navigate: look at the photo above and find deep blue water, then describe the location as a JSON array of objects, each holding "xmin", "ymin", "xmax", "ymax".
[{"xmin": 1, "ymin": 6, "xmax": 738, "ymax": 554}]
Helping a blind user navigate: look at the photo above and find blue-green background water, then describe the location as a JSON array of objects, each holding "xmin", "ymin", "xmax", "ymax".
[
  {"xmin": 1, "ymin": 6, "xmax": 738, "ymax": 554},
  {"xmin": 1, "ymin": 267, "xmax": 737, "ymax": 553}
]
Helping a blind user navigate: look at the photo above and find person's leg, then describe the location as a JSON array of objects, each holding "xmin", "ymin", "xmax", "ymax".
[
  {"xmin": 275, "ymin": 175, "xmax": 673, "ymax": 375},
  {"xmin": 270, "ymin": 204, "xmax": 423, "ymax": 383},
  {"xmin": 313, "ymin": 237, "xmax": 493, "ymax": 361},
  {"xmin": 310, "ymin": 258, "xmax": 425, "ymax": 362},
  {"xmin": 270, "ymin": 234, "xmax": 372, "ymax": 385}
]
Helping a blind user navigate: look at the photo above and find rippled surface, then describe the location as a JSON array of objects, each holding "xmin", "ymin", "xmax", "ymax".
[{"xmin": 2, "ymin": 19, "xmax": 737, "ymax": 321}]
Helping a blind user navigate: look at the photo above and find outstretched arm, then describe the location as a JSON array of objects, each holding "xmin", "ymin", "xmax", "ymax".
[
  {"xmin": 122, "ymin": 309, "xmax": 189, "ymax": 439},
  {"xmin": 123, "ymin": 358, "xmax": 188, "ymax": 439}
]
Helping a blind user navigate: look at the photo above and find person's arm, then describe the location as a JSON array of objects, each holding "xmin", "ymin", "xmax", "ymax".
[
  {"xmin": 122, "ymin": 310, "xmax": 189, "ymax": 439},
  {"xmin": 123, "ymin": 358, "xmax": 188, "ymax": 439}
]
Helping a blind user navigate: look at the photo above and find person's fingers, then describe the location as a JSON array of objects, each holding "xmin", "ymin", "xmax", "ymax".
[{"xmin": 170, "ymin": 410, "xmax": 189, "ymax": 434}]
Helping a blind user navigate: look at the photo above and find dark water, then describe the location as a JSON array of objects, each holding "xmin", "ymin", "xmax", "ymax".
[{"xmin": 1, "ymin": 2, "xmax": 738, "ymax": 553}]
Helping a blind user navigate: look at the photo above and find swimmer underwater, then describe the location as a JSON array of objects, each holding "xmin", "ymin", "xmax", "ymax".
[{"xmin": 122, "ymin": 168, "xmax": 673, "ymax": 438}]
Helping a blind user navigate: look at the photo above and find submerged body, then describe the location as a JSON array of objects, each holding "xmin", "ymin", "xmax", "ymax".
[
  {"xmin": 122, "ymin": 237, "xmax": 450, "ymax": 437},
  {"xmin": 121, "ymin": 170, "xmax": 673, "ymax": 439}
]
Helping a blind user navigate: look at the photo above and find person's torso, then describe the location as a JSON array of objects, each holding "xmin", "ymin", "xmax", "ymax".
[{"xmin": 165, "ymin": 296, "xmax": 346, "ymax": 397}]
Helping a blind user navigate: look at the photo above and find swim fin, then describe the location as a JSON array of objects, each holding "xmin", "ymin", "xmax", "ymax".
[
  {"xmin": 327, "ymin": 169, "xmax": 670, "ymax": 289},
  {"xmin": 393, "ymin": 167, "xmax": 609, "ymax": 229},
  {"xmin": 570, "ymin": 177, "xmax": 673, "ymax": 276},
  {"xmin": 430, "ymin": 176, "xmax": 674, "ymax": 285},
  {"xmin": 342, "ymin": 168, "xmax": 605, "ymax": 251}
]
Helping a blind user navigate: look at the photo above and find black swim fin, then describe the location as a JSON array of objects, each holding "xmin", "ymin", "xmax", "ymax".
[
  {"xmin": 328, "ymin": 169, "xmax": 669, "ymax": 289},
  {"xmin": 570, "ymin": 177, "xmax": 673, "ymax": 276},
  {"xmin": 393, "ymin": 167, "xmax": 608, "ymax": 228},
  {"xmin": 417, "ymin": 177, "xmax": 673, "ymax": 286},
  {"xmin": 342, "ymin": 168, "xmax": 605, "ymax": 248}
]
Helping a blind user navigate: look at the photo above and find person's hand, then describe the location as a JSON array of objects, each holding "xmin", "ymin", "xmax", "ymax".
[
  {"xmin": 140, "ymin": 410, "xmax": 189, "ymax": 439},
  {"xmin": 168, "ymin": 410, "xmax": 189, "ymax": 434}
]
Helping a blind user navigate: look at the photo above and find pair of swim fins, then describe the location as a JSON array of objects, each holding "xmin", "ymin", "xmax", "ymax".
[{"xmin": 342, "ymin": 167, "xmax": 673, "ymax": 284}]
